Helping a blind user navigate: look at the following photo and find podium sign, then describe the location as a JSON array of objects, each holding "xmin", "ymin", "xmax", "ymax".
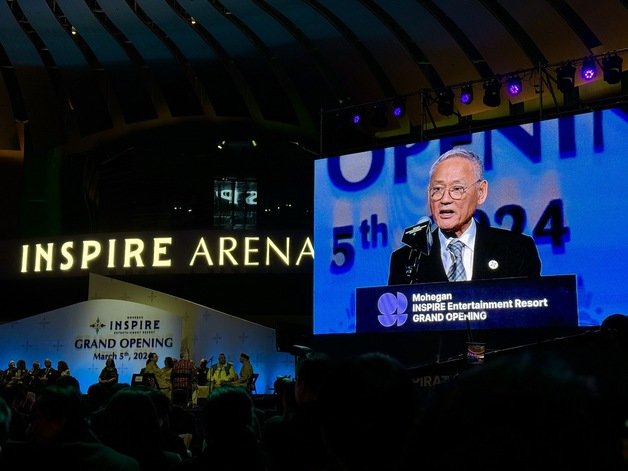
[{"xmin": 355, "ymin": 275, "xmax": 578, "ymax": 334}]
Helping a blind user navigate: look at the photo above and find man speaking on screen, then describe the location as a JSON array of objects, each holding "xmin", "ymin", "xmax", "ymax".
[{"xmin": 387, "ymin": 148, "xmax": 542, "ymax": 285}]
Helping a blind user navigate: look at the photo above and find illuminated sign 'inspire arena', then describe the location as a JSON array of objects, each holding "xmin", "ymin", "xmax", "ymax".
[{"xmin": 8, "ymin": 230, "xmax": 313, "ymax": 277}]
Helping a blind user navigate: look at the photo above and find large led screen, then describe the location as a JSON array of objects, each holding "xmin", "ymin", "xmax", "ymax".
[{"xmin": 314, "ymin": 107, "xmax": 628, "ymax": 334}]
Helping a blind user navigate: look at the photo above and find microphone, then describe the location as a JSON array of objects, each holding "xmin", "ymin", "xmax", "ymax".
[
  {"xmin": 401, "ymin": 216, "xmax": 432, "ymax": 256},
  {"xmin": 402, "ymin": 217, "xmax": 433, "ymax": 283}
]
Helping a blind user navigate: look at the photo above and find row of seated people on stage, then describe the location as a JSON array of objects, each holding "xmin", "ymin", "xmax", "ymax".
[
  {"xmin": 0, "ymin": 358, "xmax": 71, "ymax": 394},
  {"xmin": 2, "ymin": 337, "xmax": 626, "ymax": 471},
  {"xmin": 0, "ymin": 349, "xmax": 255, "ymax": 408}
]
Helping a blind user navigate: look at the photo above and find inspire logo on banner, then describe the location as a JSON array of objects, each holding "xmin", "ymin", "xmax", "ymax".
[{"xmin": 0, "ymin": 299, "xmax": 182, "ymax": 392}]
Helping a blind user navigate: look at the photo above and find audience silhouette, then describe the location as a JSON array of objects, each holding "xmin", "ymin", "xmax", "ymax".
[
  {"xmin": 172, "ymin": 384, "xmax": 266, "ymax": 470},
  {"xmin": 95, "ymin": 386, "xmax": 182, "ymax": 470},
  {"xmin": 320, "ymin": 352, "xmax": 418, "ymax": 471},
  {"xmin": 1, "ymin": 383, "xmax": 140, "ymax": 470},
  {"xmin": 1, "ymin": 318, "xmax": 626, "ymax": 471},
  {"xmin": 262, "ymin": 352, "xmax": 332, "ymax": 471},
  {"xmin": 0, "ymin": 395, "xmax": 10, "ymax": 461},
  {"xmin": 415, "ymin": 349, "xmax": 626, "ymax": 471}
]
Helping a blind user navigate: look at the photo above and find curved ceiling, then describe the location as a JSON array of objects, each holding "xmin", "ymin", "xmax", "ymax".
[
  {"xmin": 0, "ymin": 0, "xmax": 626, "ymax": 240},
  {"xmin": 0, "ymin": 0, "xmax": 627, "ymax": 327},
  {"xmin": 0, "ymin": 0, "xmax": 626, "ymax": 161}
]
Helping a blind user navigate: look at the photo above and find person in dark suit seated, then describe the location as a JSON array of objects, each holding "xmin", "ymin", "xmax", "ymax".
[
  {"xmin": 98, "ymin": 357, "xmax": 119, "ymax": 388},
  {"xmin": 388, "ymin": 147, "xmax": 541, "ymax": 285},
  {"xmin": 38, "ymin": 358, "xmax": 59, "ymax": 388}
]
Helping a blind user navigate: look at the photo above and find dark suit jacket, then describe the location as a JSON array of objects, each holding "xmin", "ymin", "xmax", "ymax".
[{"xmin": 387, "ymin": 222, "xmax": 541, "ymax": 285}]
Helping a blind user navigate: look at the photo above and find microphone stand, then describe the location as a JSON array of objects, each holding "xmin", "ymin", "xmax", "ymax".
[
  {"xmin": 466, "ymin": 317, "xmax": 474, "ymax": 343},
  {"xmin": 405, "ymin": 248, "xmax": 423, "ymax": 284},
  {"xmin": 402, "ymin": 218, "xmax": 432, "ymax": 284},
  {"xmin": 208, "ymin": 356, "xmax": 214, "ymax": 392}
]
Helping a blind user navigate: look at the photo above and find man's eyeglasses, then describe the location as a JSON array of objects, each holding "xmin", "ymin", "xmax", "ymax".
[{"xmin": 429, "ymin": 179, "xmax": 482, "ymax": 201}]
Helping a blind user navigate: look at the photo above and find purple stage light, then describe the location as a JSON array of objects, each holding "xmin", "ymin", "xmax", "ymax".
[
  {"xmin": 460, "ymin": 85, "xmax": 473, "ymax": 105},
  {"xmin": 390, "ymin": 98, "xmax": 406, "ymax": 119},
  {"xmin": 581, "ymin": 57, "xmax": 597, "ymax": 81},
  {"xmin": 506, "ymin": 76, "xmax": 522, "ymax": 96}
]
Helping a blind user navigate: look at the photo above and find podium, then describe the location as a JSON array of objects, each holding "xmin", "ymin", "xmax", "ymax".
[{"xmin": 355, "ymin": 275, "xmax": 578, "ymax": 334}]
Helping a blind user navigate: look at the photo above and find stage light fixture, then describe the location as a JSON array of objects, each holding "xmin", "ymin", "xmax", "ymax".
[
  {"xmin": 483, "ymin": 78, "xmax": 501, "ymax": 107},
  {"xmin": 391, "ymin": 98, "xmax": 406, "ymax": 118},
  {"xmin": 460, "ymin": 84, "xmax": 473, "ymax": 105},
  {"xmin": 506, "ymin": 75, "xmax": 522, "ymax": 96},
  {"xmin": 602, "ymin": 54, "xmax": 623, "ymax": 84},
  {"xmin": 436, "ymin": 88, "xmax": 454, "ymax": 116},
  {"xmin": 351, "ymin": 109, "xmax": 362, "ymax": 125},
  {"xmin": 370, "ymin": 103, "xmax": 388, "ymax": 128},
  {"xmin": 556, "ymin": 63, "xmax": 576, "ymax": 94},
  {"xmin": 581, "ymin": 57, "xmax": 597, "ymax": 81}
]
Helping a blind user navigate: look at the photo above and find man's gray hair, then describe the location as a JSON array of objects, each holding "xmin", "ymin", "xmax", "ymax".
[{"xmin": 429, "ymin": 148, "xmax": 484, "ymax": 181}]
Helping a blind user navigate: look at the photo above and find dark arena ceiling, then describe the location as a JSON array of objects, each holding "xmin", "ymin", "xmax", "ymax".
[
  {"xmin": 0, "ymin": 0, "xmax": 626, "ymax": 326},
  {"xmin": 0, "ymin": 1, "xmax": 625, "ymax": 152},
  {"xmin": 0, "ymin": 2, "xmax": 626, "ymax": 151}
]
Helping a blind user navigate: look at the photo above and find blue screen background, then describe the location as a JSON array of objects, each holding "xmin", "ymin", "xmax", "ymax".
[{"xmin": 314, "ymin": 107, "xmax": 628, "ymax": 334}]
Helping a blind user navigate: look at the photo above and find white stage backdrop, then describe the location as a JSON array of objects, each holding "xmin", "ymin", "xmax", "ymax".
[{"xmin": 0, "ymin": 274, "xmax": 294, "ymax": 394}]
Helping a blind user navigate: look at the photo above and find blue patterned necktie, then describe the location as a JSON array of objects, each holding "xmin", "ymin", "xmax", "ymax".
[{"xmin": 447, "ymin": 239, "xmax": 466, "ymax": 281}]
